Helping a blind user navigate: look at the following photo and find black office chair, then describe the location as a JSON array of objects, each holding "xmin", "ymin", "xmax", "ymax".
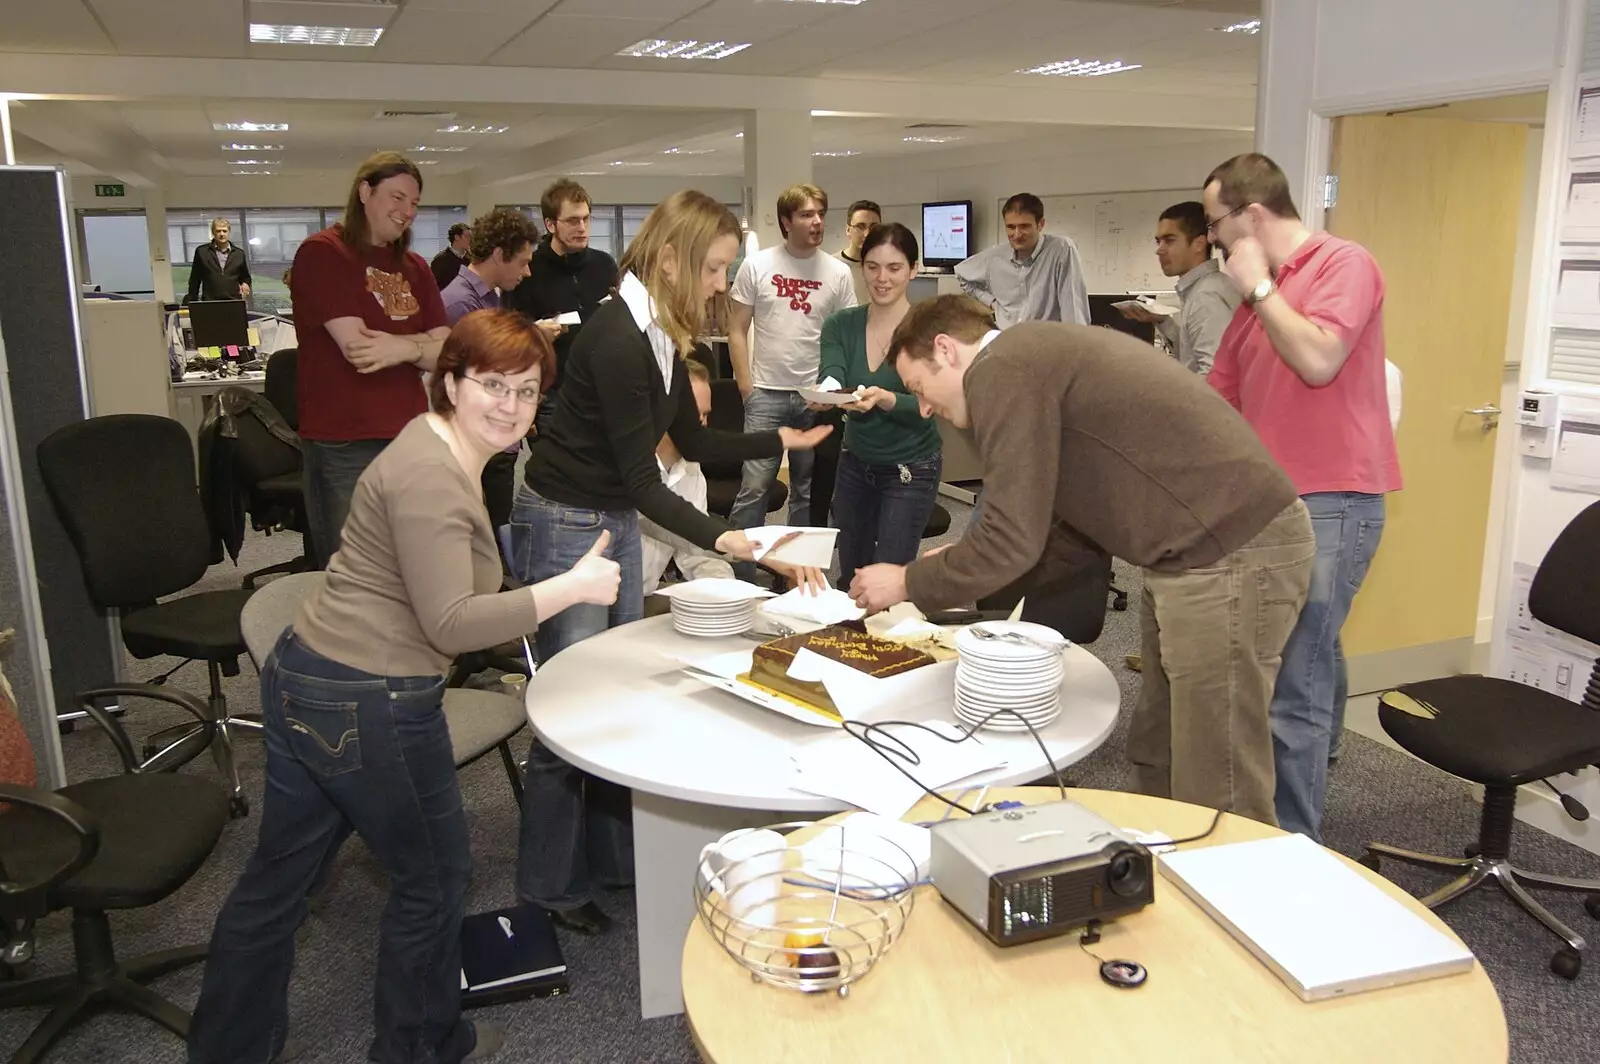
[
  {"xmin": 1360, "ymin": 500, "xmax": 1600, "ymax": 980},
  {"xmin": 703, "ymin": 378, "xmax": 788, "ymax": 519},
  {"xmin": 228, "ymin": 390, "xmax": 311, "ymax": 590},
  {"xmin": 263, "ymin": 347, "xmax": 298, "ymax": 430},
  {"xmin": 0, "ymin": 686, "xmax": 230, "ymax": 1063},
  {"xmin": 38, "ymin": 414, "xmax": 255, "ymax": 817},
  {"xmin": 974, "ymin": 553, "xmax": 1114, "ymax": 645},
  {"xmin": 921, "ymin": 503, "xmax": 952, "ymax": 540}
]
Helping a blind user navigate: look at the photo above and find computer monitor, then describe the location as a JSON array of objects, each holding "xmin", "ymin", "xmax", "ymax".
[
  {"xmin": 921, "ymin": 200, "xmax": 973, "ymax": 270},
  {"xmin": 188, "ymin": 299, "xmax": 250, "ymax": 352}
]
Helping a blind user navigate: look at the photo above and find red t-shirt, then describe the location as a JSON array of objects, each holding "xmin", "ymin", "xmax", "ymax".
[
  {"xmin": 1209, "ymin": 232, "xmax": 1402, "ymax": 496},
  {"xmin": 291, "ymin": 225, "xmax": 446, "ymax": 441}
]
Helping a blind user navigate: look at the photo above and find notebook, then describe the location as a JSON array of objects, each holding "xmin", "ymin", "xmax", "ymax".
[
  {"xmin": 1158, "ymin": 833, "xmax": 1476, "ymax": 1001},
  {"xmin": 459, "ymin": 904, "xmax": 568, "ymax": 1003}
]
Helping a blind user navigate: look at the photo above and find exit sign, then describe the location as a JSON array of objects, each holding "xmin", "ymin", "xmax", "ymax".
[{"xmin": 94, "ymin": 183, "xmax": 125, "ymax": 198}]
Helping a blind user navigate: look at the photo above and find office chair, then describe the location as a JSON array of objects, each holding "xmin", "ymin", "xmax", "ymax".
[
  {"xmin": 225, "ymin": 391, "xmax": 311, "ymax": 590},
  {"xmin": 703, "ymin": 379, "xmax": 789, "ymax": 519},
  {"xmin": 1359, "ymin": 499, "xmax": 1600, "ymax": 980},
  {"xmin": 37, "ymin": 414, "xmax": 255, "ymax": 817},
  {"xmin": 238, "ymin": 573, "xmax": 527, "ymax": 804},
  {"xmin": 0, "ymin": 686, "xmax": 230, "ymax": 1064},
  {"xmin": 921, "ymin": 503, "xmax": 952, "ymax": 540},
  {"xmin": 263, "ymin": 347, "xmax": 298, "ymax": 430},
  {"xmin": 975, "ymin": 553, "xmax": 1113, "ymax": 646}
]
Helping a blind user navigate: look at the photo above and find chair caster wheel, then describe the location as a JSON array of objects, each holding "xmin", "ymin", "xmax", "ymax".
[
  {"xmin": 1552, "ymin": 948, "xmax": 1582, "ymax": 980},
  {"xmin": 229, "ymin": 796, "xmax": 251, "ymax": 819},
  {"xmin": 1111, "ymin": 592, "xmax": 1128, "ymax": 612},
  {"xmin": 1357, "ymin": 853, "xmax": 1381, "ymax": 872},
  {"xmin": 1463, "ymin": 844, "xmax": 1481, "ymax": 858},
  {"xmin": 1585, "ymin": 895, "xmax": 1600, "ymax": 922}
]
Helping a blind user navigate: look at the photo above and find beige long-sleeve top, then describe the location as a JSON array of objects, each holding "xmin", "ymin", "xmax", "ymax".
[{"xmin": 294, "ymin": 415, "xmax": 540, "ymax": 676}]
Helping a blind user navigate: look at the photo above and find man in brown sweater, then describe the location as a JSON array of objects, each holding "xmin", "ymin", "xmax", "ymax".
[{"xmin": 848, "ymin": 295, "xmax": 1315, "ymax": 824}]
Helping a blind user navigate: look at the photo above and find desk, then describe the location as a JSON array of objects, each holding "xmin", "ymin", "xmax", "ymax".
[
  {"xmin": 524, "ymin": 617, "xmax": 1119, "ymax": 1018},
  {"xmin": 682, "ymin": 787, "xmax": 1508, "ymax": 1064},
  {"xmin": 168, "ymin": 374, "xmax": 266, "ymax": 454}
]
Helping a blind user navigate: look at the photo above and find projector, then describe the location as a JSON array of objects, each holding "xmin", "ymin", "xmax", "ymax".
[{"xmin": 929, "ymin": 800, "xmax": 1155, "ymax": 946}]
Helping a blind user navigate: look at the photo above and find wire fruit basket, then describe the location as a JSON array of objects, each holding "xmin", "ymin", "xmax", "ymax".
[{"xmin": 694, "ymin": 820, "xmax": 920, "ymax": 997}]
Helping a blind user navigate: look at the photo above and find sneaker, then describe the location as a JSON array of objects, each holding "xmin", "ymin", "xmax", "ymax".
[{"xmin": 465, "ymin": 1021, "xmax": 507, "ymax": 1062}]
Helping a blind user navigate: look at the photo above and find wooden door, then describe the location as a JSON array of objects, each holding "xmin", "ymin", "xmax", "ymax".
[{"xmin": 1327, "ymin": 113, "xmax": 1526, "ymax": 683}]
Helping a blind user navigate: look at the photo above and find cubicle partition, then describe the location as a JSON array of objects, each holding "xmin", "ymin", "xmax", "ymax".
[{"xmin": 0, "ymin": 166, "xmax": 122, "ymax": 788}]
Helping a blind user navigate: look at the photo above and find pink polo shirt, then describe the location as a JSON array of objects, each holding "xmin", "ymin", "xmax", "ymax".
[{"xmin": 1209, "ymin": 232, "xmax": 1401, "ymax": 496}]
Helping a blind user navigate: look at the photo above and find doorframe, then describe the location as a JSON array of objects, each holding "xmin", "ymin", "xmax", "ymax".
[{"xmin": 1285, "ymin": 1, "xmax": 1589, "ymax": 844}]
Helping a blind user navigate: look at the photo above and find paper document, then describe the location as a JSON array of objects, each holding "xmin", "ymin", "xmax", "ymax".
[
  {"xmin": 555, "ymin": 310, "xmax": 581, "ymax": 326},
  {"xmin": 798, "ymin": 386, "xmax": 865, "ymax": 407},
  {"xmin": 764, "ymin": 586, "xmax": 863, "ymax": 626},
  {"xmin": 745, "ymin": 525, "xmax": 838, "ymax": 568},
  {"xmin": 1553, "ymin": 418, "xmax": 1600, "ymax": 495},
  {"xmin": 1554, "ymin": 262, "xmax": 1600, "ymax": 328},
  {"xmin": 790, "ymin": 721, "xmax": 1007, "ymax": 819}
]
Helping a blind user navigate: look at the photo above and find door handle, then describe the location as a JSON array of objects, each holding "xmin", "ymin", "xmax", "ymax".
[{"xmin": 1466, "ymin": 404, "xmax": 1501, "ymax": 433}]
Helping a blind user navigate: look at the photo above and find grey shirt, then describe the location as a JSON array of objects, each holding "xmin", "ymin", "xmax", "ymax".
[
  {"xmin": 1157, "ymin": 258, "xmax": 1241, "ymax": 376},
  {"xmin": 954, "ymin": 231, "xmax": 1091, "ymax": 328}
]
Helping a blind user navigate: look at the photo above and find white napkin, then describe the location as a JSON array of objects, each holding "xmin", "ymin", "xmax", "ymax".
[
  {"xmin": 653, "ymin": 577, "xmax": 775, "ymax": 601},
  {"xmin": 764, "ymin": 586, "xmax": 864, "ymax": 625},
  {"xmin": 744, "ymin": 525, "xmax": 839, "ymax": 568},
  {"xmin": 818, "ymin": 375, "xmax": 843, "ymax": 391}
]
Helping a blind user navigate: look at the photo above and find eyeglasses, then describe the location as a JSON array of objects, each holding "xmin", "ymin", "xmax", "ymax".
[
  {"xmin": 847, "ymin": 221, "xmax": 875, "ymax": 231},
  {"xmin": 463, "ymin": 375, "xmax": 540, "ymax": 405},
  {"xmin": 556, "ymin": 215, "xmax": 589, "ymax": 227},
  {"xmin": 1206, "ymin": 203, "xmax": 1249, "ymax": 234}
]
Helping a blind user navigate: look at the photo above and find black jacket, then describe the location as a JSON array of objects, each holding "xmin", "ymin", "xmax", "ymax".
[
  {"xmin": 524, "ymin": 298, "xmax": 780, "ymax": 549},
  {"xmin": 186, "ymin": 243, "xmax": 252, "ymax": 303},
  {"xmin": 198, "ymin": 387, "xmax": 301, "ymax": 564},
  {"xmin": 502, "ymin": 236, "xmax": 617, "ymax": 392},
  {"xmin": 431, "ymin": 247, "xmax": 466, "ymax": 292}
]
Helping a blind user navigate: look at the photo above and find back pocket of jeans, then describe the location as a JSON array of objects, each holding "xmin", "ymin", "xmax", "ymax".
[
  {"xmin": 1255, "ymin": 554, "xmax": 1312, "ymax": 663},
  {"xmin": 282, "ymin": 693, "xmax": 362, "ymax": 777}
]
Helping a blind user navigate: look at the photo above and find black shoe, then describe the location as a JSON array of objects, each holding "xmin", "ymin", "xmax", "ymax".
[
  {"xmin": 273, "ymin": 1038, "xmax": 307, "ymax": 1064},
  {"xmin": 543, "ymin": 901, "xmax": 612, "ymax": 935}
]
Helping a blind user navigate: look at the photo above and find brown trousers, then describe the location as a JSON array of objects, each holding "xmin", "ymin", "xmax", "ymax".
[{"xmin": 1126, "ymin": 500, "xmax": 1314, "ymax": 825}]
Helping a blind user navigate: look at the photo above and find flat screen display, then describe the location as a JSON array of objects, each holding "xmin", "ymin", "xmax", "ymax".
[{"xmin": 922, "ymin": 200, "xmax": 973, "ymax": 268}]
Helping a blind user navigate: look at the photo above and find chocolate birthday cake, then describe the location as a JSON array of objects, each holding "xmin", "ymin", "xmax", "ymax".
[{"xmin": 745, "ymin": 621, "xmax": 934, "ymax": 717}]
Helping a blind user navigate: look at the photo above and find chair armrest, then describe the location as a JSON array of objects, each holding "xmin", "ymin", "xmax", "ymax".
[
  {"xmin": 0, "ymin": 784, "xmax": 100, "ymax": 920},
  {"xmin": 73, "ymin": 684, "xmax": 217, "ymax": 775}
]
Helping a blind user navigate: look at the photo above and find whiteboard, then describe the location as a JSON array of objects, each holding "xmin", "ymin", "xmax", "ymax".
[{"xmin": 1024, "ymin": 189, "xmax": 1195, "ymax": 294}]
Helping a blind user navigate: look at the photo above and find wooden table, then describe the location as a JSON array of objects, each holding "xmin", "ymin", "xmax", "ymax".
[{"xmin": 682, "ymin": 787, "xmax": 1508, "ymax": 1064}]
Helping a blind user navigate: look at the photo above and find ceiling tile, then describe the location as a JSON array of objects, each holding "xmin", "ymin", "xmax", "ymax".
[
  {"xmin": 374, "ymin": 9, "xmax": 521, "ymax": 65},
  {"xmin": 553, "ymin": 0, "xmax": 707, "ymax": 18},
  {"xmin": 487, "ymin": 13, "xmax": 669, "ymax": 66},
  {"xmin": 0, "ymin": 0, "xmax": 116, "ymax": 53},
  {"xmin": 89, "ymin": 0, "xmax": 248, "ymax": 57}
]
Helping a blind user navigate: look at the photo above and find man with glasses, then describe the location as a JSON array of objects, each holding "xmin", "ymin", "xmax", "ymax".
[
  {"xmin": 1204, "ymin": 152, "xmax": 1401, "ymax": 842},
  {"xmin": 503, "ymin": 178, "xmax": 617, "ymax": 421},
  {"xmin": 835, "ymin": 199, "xmax": 881, "ymax": 304}
]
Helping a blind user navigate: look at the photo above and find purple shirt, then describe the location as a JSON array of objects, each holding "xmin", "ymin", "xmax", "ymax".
[{"xmin": 440, "ymin": 266, "xmax": 499, "ymax": 325}]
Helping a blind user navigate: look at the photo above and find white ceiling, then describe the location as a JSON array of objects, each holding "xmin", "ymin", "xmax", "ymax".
[{"xmin": 1, "ymin": 0, "xmax": 1263, "ymax": 182}]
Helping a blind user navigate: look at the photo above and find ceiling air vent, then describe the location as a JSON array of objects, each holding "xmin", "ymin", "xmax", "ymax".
[
  {"xmin": 373, "ymin": 110, "xmax": 459, "ymax": 120},
  {"xmin": 905, "ymin": 122, "xmax": 970, "ymax": 130}
]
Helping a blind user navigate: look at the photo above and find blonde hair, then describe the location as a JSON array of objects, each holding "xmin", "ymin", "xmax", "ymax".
[
  {"xmin": 777, "ymin": 183, "xmax": 827, "ymax": 238},
  {"xmin": 617, "ymin": 190, "xmax": 741, "ymax": 356},
  {"xmin": 341, "ymin": 151, "xmax": 424, "ymax": 252}
]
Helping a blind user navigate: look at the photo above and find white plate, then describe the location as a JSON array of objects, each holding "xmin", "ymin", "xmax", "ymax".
[
  {"xmin": 956, "ymin": 664, "xmax": 1063, "ymax": 686},
  {"xmin": 955, "ymin": 621, "xmax": 1068, "ymax": 662},
  {"xmin": 958, "ymin": 712, "xmax": 1062, "ymax": 733}
]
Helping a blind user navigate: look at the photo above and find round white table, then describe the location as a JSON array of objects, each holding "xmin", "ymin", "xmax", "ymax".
[{"xmin": 523, "ymin": 614, "xmax": 1121, "ymax": 1019}]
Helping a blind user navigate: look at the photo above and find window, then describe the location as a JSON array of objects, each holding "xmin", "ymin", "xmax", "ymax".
[
  {"xmin": 165, "ymin": 204, "xmax": 466, "ymax": 315},
  {"xmin": 495, "ymin": 202, "xmax": 736, "ymax": 262}
]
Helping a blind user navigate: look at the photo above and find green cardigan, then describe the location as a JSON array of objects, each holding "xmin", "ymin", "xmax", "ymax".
[{"xmin": 816, "ymin": 305, "xmax": 942, "ymax": 466}]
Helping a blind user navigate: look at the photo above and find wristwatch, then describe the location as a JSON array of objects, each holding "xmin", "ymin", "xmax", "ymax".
[{"xmin": 1245, "ymin": 278, "xmax": 1276, "ymax": 306}]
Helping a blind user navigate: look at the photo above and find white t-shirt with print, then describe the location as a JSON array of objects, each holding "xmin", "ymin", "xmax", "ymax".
[{"xmin": 730, "ymin": 245, "xmax": 857, "ymax": 390}]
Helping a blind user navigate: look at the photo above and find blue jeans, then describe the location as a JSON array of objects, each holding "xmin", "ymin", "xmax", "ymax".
[
  {"xmin": 188, "ymin": 632, "xmax": 476, "ymax": 1064},
  {"xmin": 508, "ymin": 485, "xmax": 641, "ymax": 909},
  {"xmin": 832, "ymin": 450, "xmax": 942, "ymax": 586},
  {"xmin": 302, "ymin": 438, "xmax": 390, "ymax": 569},
  {"xmin": 728, "ymin": 388, "xmax": 814, "ymax": 530},
  {"xmin": 1271, "ymin": 492, "xmax": 1386, "ymax": 839}
]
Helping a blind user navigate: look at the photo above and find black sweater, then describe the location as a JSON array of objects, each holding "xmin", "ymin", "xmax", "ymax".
[
  {"xmin": 503, "ymin": 237, "xmax": 617, "ymax": 393},
  {"xmin": 524, "ymin": 298, "xmax": 782, "ymax": 549}
]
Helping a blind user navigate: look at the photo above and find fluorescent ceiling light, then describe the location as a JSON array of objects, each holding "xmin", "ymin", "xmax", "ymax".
[
  {"xmin": 1017, "ymin": 58, "xmax": 1141, "ymax": 77},
  {"xmin": 903, "ymin": 135, "xmax": 961, "ymax": 144},
  {"xmin": 1219, "ymin": 19, "xmax": 1261, "ymax": 34},
  {"xmin": 232, "ymin": 169, "xmax": 277, "ymax": 175},
  {"xmin": 608, "ymin": 160, "xmax": 652, "ymax": 167},
  {"xmin": 617, "ymin": 39, "xmax": 751, "ymax": 60},
  {"xmin": 413, "ymin": 160, "xmax": 439, "ymax": 165},
  {"xmin": 775, "ymin": 0, "xmax": 866, "ymax": 4},
  {"xmin": 250, "ymin": 23, "xmax": 384, "ymax": 47},
  {"xmin": 662, "ymin": 147, "xmax": 715, "ymax": 155},
  {"xmin": 812, "ymin": 149, "xmax": 860, "ymax": 157},
  {"xmin": 435, "ymin": 124, "xmax": 509, "ymax": 134},
  {"xmin": 228, "ymin": 158, "xmax": 281, "ymax": 165},
  {"xmin": 221, "ymin": 142, "xmax": 283, "ymax": 151},
  {"xmin": 214, "ymin": 121, "xmax": 288, "ymax": 132},
  {"xmin": 409, "ymin": 145, "xmax": 468, "ymax": 152},
  {"xmin": 734, "ymin": 132, "xmax": 744, "ymax": 138}
]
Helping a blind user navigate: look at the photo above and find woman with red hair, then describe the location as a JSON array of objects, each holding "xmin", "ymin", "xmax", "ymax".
[{"xmin": 188, "ymin": 309, "xmax": 614, "ymax": 1064}]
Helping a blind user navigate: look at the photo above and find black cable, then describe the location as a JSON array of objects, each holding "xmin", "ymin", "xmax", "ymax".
[
  {"xmin": 1165, "ymin": 807, "xmax": 1225, "ymax": 846},
  {"xmin": 841, "ymin": 705, "xmax": 1068, "ymax": 817}
]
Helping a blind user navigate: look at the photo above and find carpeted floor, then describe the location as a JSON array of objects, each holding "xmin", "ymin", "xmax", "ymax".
[{"xmin": 6, "ymin": 504, "xmax": 1600, "ymax": 1063}]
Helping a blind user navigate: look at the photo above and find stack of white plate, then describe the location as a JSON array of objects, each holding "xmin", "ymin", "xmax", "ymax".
[
  {"xmin": 670, "ymin": 590, "xmax": 758, "ymax": 638},
  {"xmin": 953, "ymin": 621, "xmax": 1067, "ymax": 732}
]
